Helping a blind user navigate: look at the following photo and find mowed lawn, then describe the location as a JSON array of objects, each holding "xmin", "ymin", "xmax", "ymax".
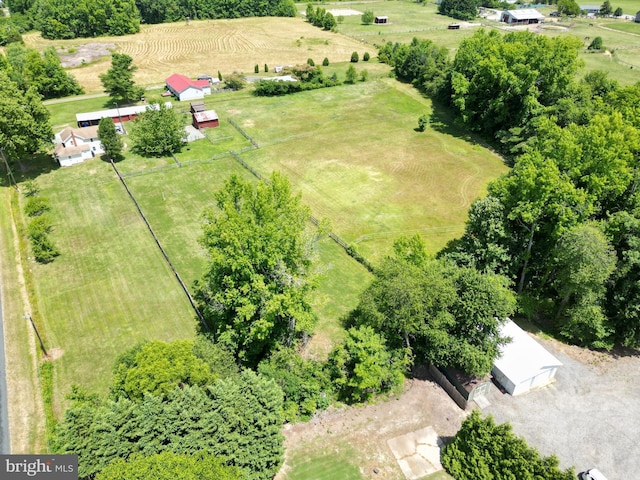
[
  {"xmin": 18, "ymin": 159, "xmax": 197, "ymax": 414},
  {"xmin": 205, "ymin": 79, "xmax": 507, "ymax": 261}
]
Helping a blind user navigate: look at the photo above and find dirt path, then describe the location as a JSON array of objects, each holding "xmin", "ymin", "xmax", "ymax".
[{"xmin": 278, "ymin": 367, "xmax": 466, "ymax": 479}]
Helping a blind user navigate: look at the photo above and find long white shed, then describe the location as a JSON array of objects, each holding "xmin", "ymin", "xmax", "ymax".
[{"xmin": 492, "ymin": 319, "xmax": 562, "ymax": 396}]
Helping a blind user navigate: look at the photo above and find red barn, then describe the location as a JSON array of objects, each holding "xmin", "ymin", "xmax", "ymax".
[{"xmin": 192, "ymin": 110, "xmax": 219, "ymax": 129}]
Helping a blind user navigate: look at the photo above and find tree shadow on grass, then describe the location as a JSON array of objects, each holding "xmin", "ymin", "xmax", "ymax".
[{"xmin": 1, "ymin": 153, "xmax": 59, "ymax": 185}]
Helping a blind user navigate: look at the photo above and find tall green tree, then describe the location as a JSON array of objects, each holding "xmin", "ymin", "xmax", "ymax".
[
  {"xmin": 438, "ymin": 0, "xmax": 478, "ymax": 20},
  {"xmin": 361, "ymin": 10, "xmax": 374, "ymax": 24},
  {"xmin": 97, "ymin": 117, "xmax": 123, "ymax": 160},
  {"xmin": 194, "ymin": 172, "xmax": 318, "ymax": 367},
  {"xmin": 0, "ymin": 70, "xmax": 53, "ymax": 163},
  {"xmin": 600, "ymin": 0, "xmax": 612, "ymax": 15},
  {"xmin": 442, "ymin": 411, "xmax": 575, "ymax": 479},
  {"xmin": 129, "ymin": 104, "xmax": 186, "ymax": 156},
  {"xmin": 328, "ymin": 326, "xmax": 408, "ymax": 403},
  {"xmin": 95, "ymin": 451, "xmax": 245, "ymax": 480},
  {"xmin": 557, "ymin": 0, "xmax": 581, "ymax": 15},
  {"xmin": 100, "ymin": 53, "xmax": 144, "ymax": 103}
]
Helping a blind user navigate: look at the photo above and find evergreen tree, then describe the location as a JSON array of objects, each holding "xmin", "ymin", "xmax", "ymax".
[
  {"xmin": 100, "ymin": 53, "xmax": 145, "ymax": 103},
  {"xmin": 98, "ymin": 117, "xmax": 123, "ymax": 161}
]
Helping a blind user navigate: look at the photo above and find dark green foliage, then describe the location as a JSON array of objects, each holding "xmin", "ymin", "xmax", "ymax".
[
  {"xmin": 417, "ymin": 114, "xmax": 429, "ymax": 131},
  {"xmin": 361, "ymin": 10, "xmax": 374, "ymax": 24},
  {"xmin": 588, "ymin": 36, "xmax": 603, "ymax": 50},
  {"xmin": 350, "ymin": 51, "xmax": 359, "ymax": 63},
  {"xmin": 351, "ymin": 236, "xmax": 515, "ymax": 377},
  {"xmin": 363, "ymin": 52, "xmax": 370, "ymax": 62},
  {"xmin": 95, "ymin": 451, "xmax": 245, "ymax": 480},
  {"xmin": 328, "ymin": 326, "xmax": 408, "ymax": 403},
  {"xmin": 442, "ymin": 411, "xmax": 575, "ymax": 479},
  {"xmin": 27, "ymin": 214, "xmax": 53, "ymax": 237},
  {"xmin": 24, "ymin": 196, "xmax": 50, "ymax": 217},
  {"xmin": 35, "ymin": 0, "xmax": 140, "ymax": 39},
  {"xmin": 224, "ymin": 74, "xmax": 246, "ymax": 91},
  {"xmin": 254, "ymin": 63, "xmax": 259, "ymax": 73},
  {"xmin": 614, "ymin": 7, "xmax": 623, "ymax": 16},
  {"xmin": 21, "ymin": 180, "xmax": 40, "ymax": 197},
  {"xmin": 0, "ymin": 19, "xmax": 24, "ymax": 46},
  {"xmin": 264, "ymin": 63, "xmax": 268, "ymax": 72},
  {"xmin": 378, "ymin": 38, "xmax": 450, "ymax": 97},
  {"xmin": 98, "ymin": 117, "xmax": 123, "ymax": 160},
  {"xmin": 54, "ymin": 373, "xmax": 284, "ymax": 480},
  {"xmin": 322, "ymin": 57, "xmax": 329, "ymax": 66},
  {"xmin": 360, "ymin": 69, "xmax": 368, "ymax": 82},
  {"xmin": 257, "ymin": 347, "xmax": 332, "ymax": 421},
  {"xmin": 305, "ymin": 5, "xmax": 336, "ymax": 30},
  {"xmin": 438, "ymin": 0, "xmax": 478, "ymax": 20},
  {"xmin": 129, "ymin": 103, "xmax": 186, "ymax": 156},
  {"xmin": 306, "ymin": 57, "xmax": 315, "ymax": 66},
  {"xmin": 600, "ymin": 0, "xmax": 612, "ymax": 15},
  {"xmin": 30, "ymin": 228, "xmax": 59, "ymax": 263},
  {"xmin": 558, "ymin": 0, "xmax": 580, "ymax": 15},
  {"xmin": 100, "ymin": 53, "xmax": 145, "ymax": 103},
  {"xmin": 0, "ymin": 71, "xmax": 53, "ymax": 162},
  {"xmin": 194, "ymin": 173, "xmax": 318, "ymax": 368},
  {"xmin": 254, "ymin": 64, "xmax": 338, "ymax": 96}
]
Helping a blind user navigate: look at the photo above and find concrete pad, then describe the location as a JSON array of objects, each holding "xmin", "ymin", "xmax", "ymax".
[
  {"xmin": 388, "ymin": 426, "xmax": 444, "ymax": 480},
  {"xmin": 473, "ymin": 394, "xmax": 491, "ymax": 409}
]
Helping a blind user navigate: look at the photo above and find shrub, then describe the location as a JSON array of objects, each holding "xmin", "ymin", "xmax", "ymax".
[
  {"xmin": 362, "ymin": 10, "xmax": 375, "ymax": 24},
  {"xmin": 350, "ymin": 51, "xmax": 359, "ymax": 62},
  {"xmin": 417, "ymin": 114, "xmax": 429, "ymax": 132},
  {"xmin": 264, "ymin": 63, "xmax": 268, "ymax": 72},
  {"xmin": 588, "ymin": 36, "xmax": 603, "ymax": 50},
  {"xmin": 225, "ymin": 74, "xmax": 246, "ymax": 90},
  {"xmin": 307, "ymin": 57, "xmax": 315, "ymax": 66},
  {"xmin": 363, "ymin": 52, "xmax": 370, "ymax": 61},
  {"xmin": 27, "ymin": 215, "xmax": 53, "ymax": 238},
  {"xmin": 360, "ymin": 70, "xmax": 369, "ymax": 82},
  {"xmin": 31, "ymin": 234, "xmax": 59, "ymax": 263},
  {"xmin": 22, "ymin": 180, "xmax": 40, "ymax": 197},
  {"xmin": 254, "ymin": 64, "xmax": 259, "ymax": 73},
  {"xmin": 24, "ymin": 197, "xmax": 50, "ymax": 217},
  {"xmin": 322, "ymin": 57, "xmax": 329, "ymax": 66}
]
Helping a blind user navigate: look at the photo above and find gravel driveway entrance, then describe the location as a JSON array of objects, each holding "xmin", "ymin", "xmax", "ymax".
[{"xmin": 479, "ymin": 335, "xmax": 640, "ymax": 478}]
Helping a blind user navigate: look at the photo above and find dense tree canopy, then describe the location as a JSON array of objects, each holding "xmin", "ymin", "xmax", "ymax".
[
  {"xmin": 53, "ymin": 341, "xmax": 284, "ymax": 480},
  {"xmin": 194, "ymin": 172, "xmax": 318, "ymax": 367},
  {"xmin": 351, "ymin": 236, "xmax": 516, "ymax": 377},
  {"xmin": 129, "ymin": 104, "xmax": 186, "ymax": 156},
  {"xmin": 97, "ymin": 117, "xmax": 123, "ymax": 161},
  {"xmin": 0, "ymin": 70, "xmax": 53, "ymax": 162},
  {"xmin": 438, "ymin": 0, "xmax": 478, "ymax": 20},
  {"xmin": 442, "ymin": 411, "xmax": 575, "ymax": 479}
]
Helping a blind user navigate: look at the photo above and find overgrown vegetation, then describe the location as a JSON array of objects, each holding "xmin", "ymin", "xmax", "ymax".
[
  {"xmin": 24, "ymin": 192, "xmax": 59, "ymax": 263},
  {"xmin": 442, "ymin": 411, "xmax": 575, "ymax": 479}
]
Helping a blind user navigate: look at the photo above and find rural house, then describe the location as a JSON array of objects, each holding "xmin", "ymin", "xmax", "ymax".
[
  {"xmin": 53, "ymin": 126, "xmax": 104, "ymax": 167},
  {"xmin": 76, "ymin": 103, "xmax": 172, "ymax": 128},
  {"xmin": 580, "ymin": 4, "xmax": 601, "ymax": 14},
  {"xmin": 374, "ymin": 16, "xmax": 389, "ymax": 24},
  {"xmin": 492, "ymin": 319, "xmax": 562, "ymax": 396},
  {"xmin": 501, "ymin": 9, "xmax": 545, "ymax": 24},
  {"xmin": 165, "ymin": 73, "xmax": 212, "ymax": 101}
]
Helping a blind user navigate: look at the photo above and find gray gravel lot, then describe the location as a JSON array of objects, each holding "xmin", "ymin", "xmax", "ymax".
[{"xmin": 480, "ymin": 336, "xmax": 640, "ymax": 479}]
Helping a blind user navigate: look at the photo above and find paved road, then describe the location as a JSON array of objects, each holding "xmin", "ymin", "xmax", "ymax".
[
  {"xmin": 0, "ymin": 275, "xmax": 11, "ymax": 453},
  {"xmin": 480, "ymin": 337, "xmax": 640, "ymax": 479}
]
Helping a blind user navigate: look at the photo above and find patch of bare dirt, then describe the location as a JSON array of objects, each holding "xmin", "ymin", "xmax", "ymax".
[
  {"xmin": 277, "ymin": 366, "xmax": 466, "ymax": 479},
  {"xmin": 57, "ymin": 43, "xmax": 116, "ymax": 68}
]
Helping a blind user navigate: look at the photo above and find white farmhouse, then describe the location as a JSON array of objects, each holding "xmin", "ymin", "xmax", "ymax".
[{"xmin": 54, "ymin": 126, "xmax": 104, "ymax": 167}]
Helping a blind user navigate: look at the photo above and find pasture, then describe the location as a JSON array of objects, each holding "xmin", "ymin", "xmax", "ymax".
[{"xmin": 23, "ymin": 17, "xmax": 376, "ymax": 94}]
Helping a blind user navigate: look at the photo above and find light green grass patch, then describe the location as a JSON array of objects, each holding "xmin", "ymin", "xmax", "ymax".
[
  {"xmin": 425, "ymin": 471, "xmax": 455, "ymax": 480},
  {"xmin": 17, "ymin": 158, "xmax": 197, "ymax": 414},
  {"xmin": 285, "ymin": 447, "xmax": 363, "ymax": 480}
]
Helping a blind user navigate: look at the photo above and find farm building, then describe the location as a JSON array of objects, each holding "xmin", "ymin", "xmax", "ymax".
[
  {"xmin": 501, "ymin": 9, "xmax": 545, "ymax": 24},
  {"xmin": 374, "ymin": 16, "xmax": 388, "ymax": 24},
  {"xmin": 580, "ymin": 4, "xmax": 601, "ymax": 14},
  {"xmin": 165, "ymin": 73, "xmax": 212, "ymax": 101},
  {"xmin": 636, "ymin": 10, "xmax": 640, "ymax": 22},
  {"xmin": 53, "ymin": 126, "xmax": 104, "ymax": 167},
  {"xmin": 76, "ymin": 103, "xmax": 171, "ymax": 128},
  {"xmin": 492, "ymin": 319, "xmax": 562, "ymax": 396},
  {"xmin": 192, "ymin": 110, "xmax": 219, "ymax": 130},
  {"xmin": 190, "ymin": 101, "xmax": 206, "ymax": 114}
]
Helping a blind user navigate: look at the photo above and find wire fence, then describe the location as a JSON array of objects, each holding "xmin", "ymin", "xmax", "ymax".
[
  {"xmin": 227, "ymin": 118, "xmax": 259, "ymax": 148},
  {"xmin": 109, "ymin": 159, "xmax": 209, "ymax": 331}
]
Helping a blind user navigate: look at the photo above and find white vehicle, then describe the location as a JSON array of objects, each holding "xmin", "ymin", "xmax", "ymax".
[{"xmin": 578, "ymin": 468, "xmax": 608, "ymax": 480}]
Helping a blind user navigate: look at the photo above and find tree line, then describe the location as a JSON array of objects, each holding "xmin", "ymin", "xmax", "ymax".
[
  {"xmin": 380, "ymin": 29, "xmax": 640, "ymax": 350},
  {"xmin": 5, "ymin": 0, "xmax": 296, "ymax": 40}
]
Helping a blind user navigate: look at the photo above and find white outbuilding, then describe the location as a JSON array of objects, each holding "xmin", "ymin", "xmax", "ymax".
[
  {"xmin": 492, "ymin": 319, "xmax": 562, "ymax": 396},
  {"xmin": 501, "ymin": 9, "xmax": 545, "ymax": 24}
]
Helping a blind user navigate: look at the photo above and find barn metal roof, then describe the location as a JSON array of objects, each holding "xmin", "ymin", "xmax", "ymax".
[{"xmin": 504, "ymin": 8, "xmax": 545, "ymax": 19}]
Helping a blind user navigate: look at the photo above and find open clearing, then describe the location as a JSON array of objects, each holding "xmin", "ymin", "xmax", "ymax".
[{"xmin": 23, "ymin": 17, "xmax": 375, "ymax": 93}]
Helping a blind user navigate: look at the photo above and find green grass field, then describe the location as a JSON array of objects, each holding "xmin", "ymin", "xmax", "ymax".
[{"xmin": 285, "ymin": 453, "xmax": 363, "ymax": 480}]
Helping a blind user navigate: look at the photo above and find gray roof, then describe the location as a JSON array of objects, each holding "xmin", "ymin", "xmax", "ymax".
[{"xmin": 504, "ymin": 8, "xmax": 545, "ymax": 19}]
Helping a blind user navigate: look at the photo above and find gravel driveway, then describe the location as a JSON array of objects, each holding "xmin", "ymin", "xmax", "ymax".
[{"xmin": 480, "ymin": 335, "xmax": 640, "ymax": 479}]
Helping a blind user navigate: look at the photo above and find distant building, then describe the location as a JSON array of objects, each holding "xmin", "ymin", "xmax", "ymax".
[
  {"xmin": 580, "ymin": 4, "xmax": 601, "ymax": 14},
  {"xmin": 54, "ymin": 126, "xmax": 103, "ymax": 167},
  {"xmin": 635, "ymin": 10, "xmax": 640, "ymax": 22},
  {"xmin": 165, "ymin": 73, "xmax": 212, "ymax": 101},
  {"xmin": 501, "ymin": 9, "xmax": 545, "ymax": 24},
  {"xmin": 374, "ymin": 16, "xmax": 388, "ymax": 24}
]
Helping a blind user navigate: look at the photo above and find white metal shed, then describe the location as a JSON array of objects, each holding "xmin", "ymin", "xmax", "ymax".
[{"xmin": 492, "ymin": 319, "xmax": 562, "ymax": 396}]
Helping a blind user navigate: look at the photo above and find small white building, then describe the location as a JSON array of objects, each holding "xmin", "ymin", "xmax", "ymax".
[
  {"xmin": 580, "ymin": 4, "xmax": 601, "ymax": 14},
  {"xmin": 501, "ymin": 9, "xmax": 545, "ymax": 24},
  {"xmin": 165, "ymin": 73, "xmax": 212, "ymax": 101},
  {"xmin": 54, "ymin": 126, "xmax": 104, "ymax": 167},
  {"xmin": 492, "ymin": 319, "xmax": 562, "ymax": 396}
]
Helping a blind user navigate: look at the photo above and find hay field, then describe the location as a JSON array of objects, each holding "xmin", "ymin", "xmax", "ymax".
[{"xmin": 23, "ymin": 17, "xmax": 375, "ymax": 93}]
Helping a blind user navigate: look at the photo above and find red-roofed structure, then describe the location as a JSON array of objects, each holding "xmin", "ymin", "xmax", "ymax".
[{"xmin": 165, "ymin": 73, "xmax": 212, "ymax": 101}]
